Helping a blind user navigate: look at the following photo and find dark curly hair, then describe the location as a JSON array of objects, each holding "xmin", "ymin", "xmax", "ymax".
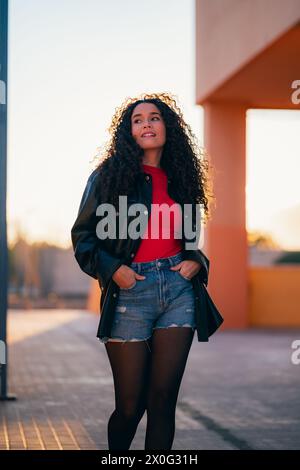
[{"xmin": 91, "ymin": 92, "xmax": 215, "ymax": 224}]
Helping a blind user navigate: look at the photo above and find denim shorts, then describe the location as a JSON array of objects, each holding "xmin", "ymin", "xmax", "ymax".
[{"xmin": 99, "ymin": 251, "xmax": 196, "ymax": 349}]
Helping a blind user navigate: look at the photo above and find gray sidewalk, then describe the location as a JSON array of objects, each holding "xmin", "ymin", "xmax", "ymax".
[{"xmin": 0, "ymin": 309, "xmax": 299, "ymax": 450}]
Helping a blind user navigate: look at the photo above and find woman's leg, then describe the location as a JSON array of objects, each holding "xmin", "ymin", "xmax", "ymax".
[
  {"xmin": 144, "ymin": 326, "xmax": 194, "ymax": 450},
  {"xmin": 104, "ymin": 339, "xmax": 152, "ymax": 450}
]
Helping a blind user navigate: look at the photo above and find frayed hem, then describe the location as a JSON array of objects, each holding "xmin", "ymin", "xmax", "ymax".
[
  {"xmin": 153, "ymin": 324, "xmax": 196, "ymax": 330},
  {"xmin": 99, "ymin": 335, "xmax": 153, "ymax": 352}
]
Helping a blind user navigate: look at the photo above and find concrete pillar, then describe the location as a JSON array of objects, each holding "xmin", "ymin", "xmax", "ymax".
[{"xmin": 203, "ymin": 102, "xmax": 248, "ymax": 328}]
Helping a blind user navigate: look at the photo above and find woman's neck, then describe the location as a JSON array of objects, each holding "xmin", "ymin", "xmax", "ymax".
[
  {"xmin": 142, "ymin": 150, "xmax": 162, "ymax": 168},
  {"xmin": 143, "ymin": 162, "xmax": 161, "ymax": 169}
]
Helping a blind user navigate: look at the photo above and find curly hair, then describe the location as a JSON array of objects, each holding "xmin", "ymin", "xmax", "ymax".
[{"xmin": 91, "ymin": 92, "xmax": 215, "ymax": 224}]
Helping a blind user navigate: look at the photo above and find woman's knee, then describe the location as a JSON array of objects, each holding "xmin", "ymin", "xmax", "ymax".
[
  {"xmin": 146, "ymin": 389, "xmax": 176, "ymax": 415},
  {"xmin": 116, "ymin": 402, "xmax": 146, "ymax": 423}
]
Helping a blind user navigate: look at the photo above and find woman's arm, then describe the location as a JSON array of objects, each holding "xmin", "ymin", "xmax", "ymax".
[{"xmin": 71, "ymin": 169, "xmax": 123, "ymax": 287}]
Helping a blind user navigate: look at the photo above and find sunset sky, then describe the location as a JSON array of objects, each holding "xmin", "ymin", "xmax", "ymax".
[{"xmin": 6, "ymin": 0, "xmax": 300, "ymax": 250}]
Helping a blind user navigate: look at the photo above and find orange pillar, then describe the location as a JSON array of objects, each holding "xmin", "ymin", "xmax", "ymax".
[{"xmin": 203, "ymin": 102, "xmax": 248, "ymax": 328}]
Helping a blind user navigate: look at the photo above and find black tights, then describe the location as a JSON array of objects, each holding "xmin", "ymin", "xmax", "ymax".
[{"xmin": 104, "ymin": 326, "xmax": 195, "ymax": 450}]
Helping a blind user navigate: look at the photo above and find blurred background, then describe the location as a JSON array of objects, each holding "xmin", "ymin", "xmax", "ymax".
[
  {"xmin": 7, "ymin": 0, "xmax": 204, "ymax": 310},
  {"xmin": 1, "ymin": 0, "xmax": 300, "ymax": 452},
  {"xmin": 6, "ymin": 0, "xmax": 300, "ymax": 329}
]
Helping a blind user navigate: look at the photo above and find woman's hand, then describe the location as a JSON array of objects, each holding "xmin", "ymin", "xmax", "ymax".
[
  {"xmin": 169, "ymin": 260, "xmax": 202, "ymax": 280},
  {"xmin": 112, "ymin": 264, "xmax": 146, "ymax": 289}
]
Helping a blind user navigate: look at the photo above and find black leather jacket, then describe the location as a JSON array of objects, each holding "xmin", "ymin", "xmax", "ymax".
[{"xmin": 71, "ymin": 168, "xmax": 212, "ymax": 342}]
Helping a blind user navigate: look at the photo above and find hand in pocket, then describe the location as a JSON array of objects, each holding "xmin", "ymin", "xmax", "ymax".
[{"xmin": 112, "ymin": 264, "xmax": 146, "ymax": 289}]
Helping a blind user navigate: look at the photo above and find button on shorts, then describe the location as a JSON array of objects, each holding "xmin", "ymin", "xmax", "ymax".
[{"xmin": 99, "ymin": 251, "xmax": 196, "ymax": 345}]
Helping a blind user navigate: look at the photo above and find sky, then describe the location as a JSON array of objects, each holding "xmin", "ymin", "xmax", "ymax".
[
  {"xmin": 246, "ymin": 109, "xmax": 300, "ymax": 249},
  {"xmin": 6, "ymin": 0, "xmax": 300, "ymax": 250}
]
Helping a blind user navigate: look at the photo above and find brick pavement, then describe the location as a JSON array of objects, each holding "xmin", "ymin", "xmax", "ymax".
[{"xmin": 0, "ymin": 309, "xmax": 299, "ymax": 450}]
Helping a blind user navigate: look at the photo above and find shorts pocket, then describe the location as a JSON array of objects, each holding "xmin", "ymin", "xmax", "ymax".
[
  {"xmin": 119, "ymin": 279, "xmax": 137, "ymax": 290},
  {"xmin": 176, "ymin": 271, "xmax": 191, "ymax": 281}
]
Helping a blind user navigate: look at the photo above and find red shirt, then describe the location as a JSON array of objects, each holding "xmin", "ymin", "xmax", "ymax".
[{"xmin": 132, "ymin": 164, "xmax": 183, "ymax": 262}]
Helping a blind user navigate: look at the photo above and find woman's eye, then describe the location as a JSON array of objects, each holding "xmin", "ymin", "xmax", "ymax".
[{"xmin": 133, "ymin": 117, "xmax": 159, "ymax": 124}]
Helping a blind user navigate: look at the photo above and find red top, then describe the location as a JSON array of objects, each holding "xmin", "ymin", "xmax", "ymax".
[{"xmin": 132, "ymin": 164, "xmax": 183, "ymax": 262}]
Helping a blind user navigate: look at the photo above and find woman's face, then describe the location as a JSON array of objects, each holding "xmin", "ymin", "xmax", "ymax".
[{"xmin": 131, "ymin": 102, "xmax": 166, "ymax": 150}]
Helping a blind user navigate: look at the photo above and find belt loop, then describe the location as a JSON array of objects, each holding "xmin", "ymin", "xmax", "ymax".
[{"xmin": 132, "ymin": 262, "xmax": 138, "ymax": 274}]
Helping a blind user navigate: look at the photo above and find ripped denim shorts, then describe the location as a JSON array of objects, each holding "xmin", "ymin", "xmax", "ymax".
[{"xmin": 99, "ymin": 251, "xmax": 196, "ymax": 350}]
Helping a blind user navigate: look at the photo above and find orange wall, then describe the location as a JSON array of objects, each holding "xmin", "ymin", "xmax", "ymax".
[
  {"xmin": 249, "ymin": 266, "xmax": 300, "ymax": 327},
  {"xmin": 87, "ymin": 279, "xmax": 101, "ymax": 313},
  {"xmin": 196, "ymin": 0, "xmax": 300, "ymax": 103}
]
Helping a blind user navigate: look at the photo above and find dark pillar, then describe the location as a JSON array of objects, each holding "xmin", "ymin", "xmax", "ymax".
[{"xmin": 0, "ymin": 0, "xmax": 16, "ymax": 400}]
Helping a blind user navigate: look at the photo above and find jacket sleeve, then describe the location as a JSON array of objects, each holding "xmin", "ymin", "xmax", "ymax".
[
  {"xmin": 182, "ymin": 202, "xmax": 210, "ymax": 286},
  {"xmin": 71, "ymin": 169, "xmax": 124, "ymax": 287}
]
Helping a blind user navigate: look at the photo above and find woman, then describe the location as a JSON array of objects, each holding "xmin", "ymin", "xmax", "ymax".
[{"xmin": 71, "ymin": 92, "xmax": 213, "ymax": 450}]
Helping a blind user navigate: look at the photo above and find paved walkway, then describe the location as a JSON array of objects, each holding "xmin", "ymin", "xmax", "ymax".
[{"xmin": 0, "ymin": 309, "xmax": 299, "ymax": 450}]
